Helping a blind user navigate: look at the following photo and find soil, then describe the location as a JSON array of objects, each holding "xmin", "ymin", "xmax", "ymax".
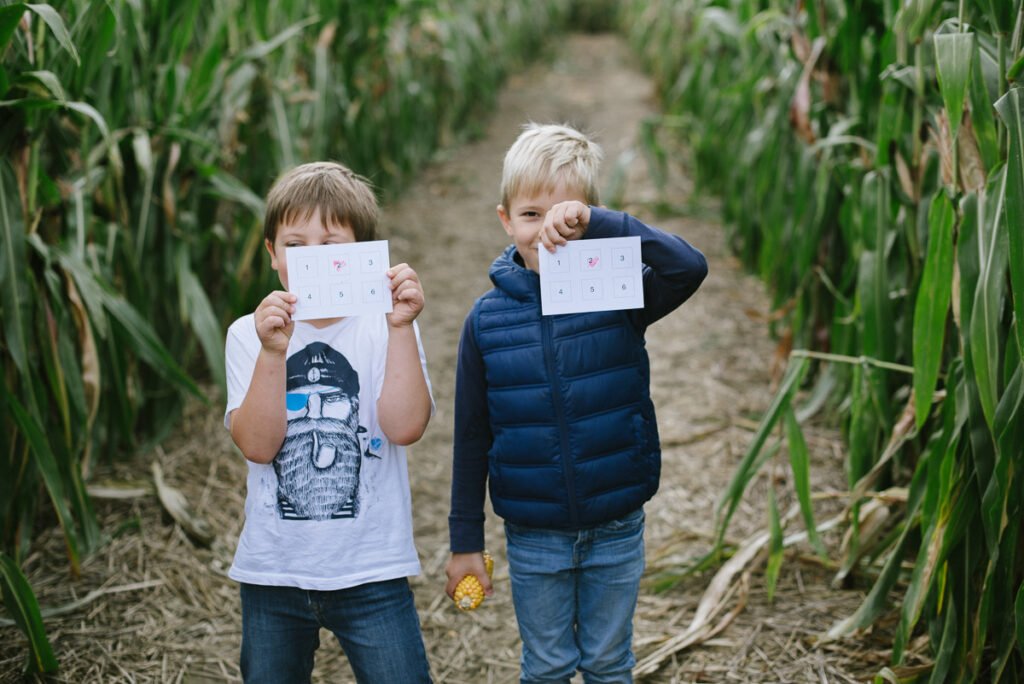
[{"xmin": 0, "ymin": 33, "xmax": 909, "ymax": 683}]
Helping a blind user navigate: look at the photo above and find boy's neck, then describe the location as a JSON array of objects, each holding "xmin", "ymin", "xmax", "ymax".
[{"xmin": 303, "ymin": 316, "xmax": 345, "ymax": 329}]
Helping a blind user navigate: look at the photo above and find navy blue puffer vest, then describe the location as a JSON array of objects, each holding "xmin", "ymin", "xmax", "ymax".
[{"xmin": 475, "ymin": 245, "xmax": 661, "ymax": 530}]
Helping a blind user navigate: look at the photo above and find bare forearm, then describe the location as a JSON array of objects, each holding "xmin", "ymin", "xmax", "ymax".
[
  {"xmin": 378, "ymin": 324, "xmax": 431, "ymax": 445},
  {"xmin": 230, "ymin": 348, "xmax": 288, "ymax": 463}
]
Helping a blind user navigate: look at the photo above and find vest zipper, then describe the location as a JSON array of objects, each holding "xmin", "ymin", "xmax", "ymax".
[{"xmin": 542, "ymin": 315, "xmax": 579, "ymax": 527}]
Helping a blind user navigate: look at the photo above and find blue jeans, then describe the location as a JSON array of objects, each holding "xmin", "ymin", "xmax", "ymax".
[
  {"xmin": 239, "ymin": 578, "xmax": 432, "ymax": 683},
  {"xmin": 504, "ymin": 508, "xmax": 645, "ymax": 684}
]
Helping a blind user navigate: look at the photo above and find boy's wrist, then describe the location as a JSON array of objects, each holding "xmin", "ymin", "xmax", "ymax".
[
  {"xmin": 258, "ymin": 345, "xmax": 288, "ymax": 361},
  {"xmin": 387, "ymin": 317, "xmax": 416, "ymax": 331}
]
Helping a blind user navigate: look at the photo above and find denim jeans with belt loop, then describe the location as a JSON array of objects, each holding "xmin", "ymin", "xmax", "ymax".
[
  {"xmin": 239, "ymin": 576, "xmax": 432, "ymax": 683},
  {"xmin": 504, "ymin": 507, "xmax": 646, "ymax": 684}
]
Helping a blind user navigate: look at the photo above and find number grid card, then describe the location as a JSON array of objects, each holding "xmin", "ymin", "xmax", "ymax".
[
  {"xmin": 286, "ymin": 240, "xmax": 393, "ymax": 320},
  {"xmin": 538, "ymin": 236, "xmax": 644, "ymax": 316}
]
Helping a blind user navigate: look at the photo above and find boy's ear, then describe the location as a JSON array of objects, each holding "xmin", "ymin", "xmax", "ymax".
[
  {"xmin": 265, "ymin": 238, "xmax": 280, "ymax": 271},
  {"xmin": 496, "ymin": 204, "xmax": 512, "ymax": 236}
]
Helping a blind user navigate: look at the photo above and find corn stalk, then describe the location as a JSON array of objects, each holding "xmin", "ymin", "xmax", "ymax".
[{"xmin": 621, "ymin": 0, "xmax": 1024, "ymax": 679}]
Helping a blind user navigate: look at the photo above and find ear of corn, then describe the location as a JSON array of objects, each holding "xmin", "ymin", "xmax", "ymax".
[{"xmin": 453, "ymin": 551, "xmax": 493, "ymax": 611}]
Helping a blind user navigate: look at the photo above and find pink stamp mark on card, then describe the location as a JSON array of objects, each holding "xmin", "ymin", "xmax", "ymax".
[
  {"xmin": 332, "ymin": 259, "xmax": 347, "ymax": 272},
  {"xmin": 586, "ymin": 256, "xmax": 600, "ymax": 268}
]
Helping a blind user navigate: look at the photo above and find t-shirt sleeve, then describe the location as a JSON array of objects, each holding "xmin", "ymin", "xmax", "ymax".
[
  {"xmin": 224, "ymin": 315, "xmax": 260, "ymax": 430},
  {"xmin": 412, "ymin": 321, "xmax": 436, "ymax": 415}
]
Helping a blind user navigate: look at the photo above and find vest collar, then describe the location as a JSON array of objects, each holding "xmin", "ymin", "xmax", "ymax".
[{"xmin": 489, "ymin": 244, "xmax": 539, "ymax": 302}]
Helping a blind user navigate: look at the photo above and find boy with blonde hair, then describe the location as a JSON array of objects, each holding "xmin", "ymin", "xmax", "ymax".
[
  {"xmin": 446, "ymin": 123, "xmax": 708, "ymax": 683},
  {"xmin": 225, "ymin": 161, "xmax": 434, "ymax": 682}
]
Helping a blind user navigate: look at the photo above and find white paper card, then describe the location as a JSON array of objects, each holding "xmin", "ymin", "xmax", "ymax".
[
  {"xmin": 286, "ymin": 241, "xmax": 393, "ymax": 320},
  {"xmin": 538, "ymin": 236, "xmax": 643, "ymax": 315}
]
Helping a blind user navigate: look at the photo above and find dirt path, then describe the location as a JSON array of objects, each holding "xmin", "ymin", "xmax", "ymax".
[{"xmin": 1, "ymin": 33, "xmax": 888, "ymax": 683}]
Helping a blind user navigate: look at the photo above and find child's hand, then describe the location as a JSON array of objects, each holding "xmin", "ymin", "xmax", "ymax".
[
  {"xmin": 539, "ymin": 200, "xmax": 591, "ymax": 252},
  {"xmin": 445, "ymin": 552, "xmax": 493, "ymax": 600},
  {"xmin": 387, "ymin": 263, "xmax": 424, "ymax": 328},
  {"xmin": 254, "ymin": 290, "xmax": 296, "ymax": 354}
]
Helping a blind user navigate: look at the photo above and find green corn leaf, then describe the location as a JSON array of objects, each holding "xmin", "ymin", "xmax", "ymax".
[
  {"xmin": 968, "ymin": 42, "xmax": 999, "ymax": 173},
  {"xmin": 1009, "ymin": 55, "xmax": 1024, "ymax": 83},
  {"xmin": 934, "ymin": 32, "xmax": 975, "ymax": 142},
  {"xmin": 18, "ymin": 70, "xmax": 67, "ymax": 100},
  {"xmin": 978, "ymin": 0, "xmax": 1015, "ymax": 34},
  {"xmin": 0, "ymin": 4, "xmax": 24, "ymax": 52},
  {"xmin": 25, "ymin": 3, "xmax": 79, "ymax": 65},
  {"xmin": 893, "ymin": 0, "xmax": 943, "ymax": 45},
  {"xmin": 57, "ymin": 251, "xmax": 202, "ymax": 399},
  {"xmin": 894, "ymin": 385, "xmax": 962, "ymax": 660},
  {"xmin": 0, "ymin": 97, "xmax": 111, "ymax": 139},
  {"xmin": 104, "ymin": 296, "xmax": 203, "ymax": 400},
  {"xmin": 2, "ymin": 389, "xmax": 80, "ymax": 570},
  {"xmin": 714, "ymin": 356, "xmax": 809, "ymax": 547},
  {"xmin": 994, "ymin": 88, "xmax": 1024, "ymax": 359},
  {"xmin": 968, "ymin": 167, "xmax": 1009, "ymax": 433},
  {"xmin": 0, "ymin": 162, "xmax": 30, "ymax": 376},
  {"xmin": 784, "ymin": 407, "xmax": 827, "ymax": 557},
  {"xmin": 765, "ymin": 484, "xmax": 783, "ymax": 602},
  {"xmin": 202, "ymin": 166, "xmax": 265, "ymax": 220},
  {"xmin": 271, "ymin": 90, "xmax": 295, "ymax": 170},
  {"xmin": 176, "ymin": 247, "xmax": 225, "ymax": 391},
  {"xmin": 238, "ymin": 15, "xmax": 319, "ymax": 61},
  {"xmin": 928, "ymin": 594, "xmax": 958, "ymax": 684},
  {"xmin": 827, "ymin": 501, "xmax": 920, "ymax": 638},
  {"xmin": 1016, "ymin": 582, "xmax": 1024, "ymax": 656},
  {"xmin": 0, "ymin": 552, "xmax": 57, "ymax": 674},
  {"xmin": 130, "ymin": 129, "xmax": 154, "ymax": 263},
  {"xmin": 912, "ymin": 193, "xmax": 955, "ymax": 429},
  {"xmin": 984, "ymin": 364, "xmax": 1024, "ymax": 548}
]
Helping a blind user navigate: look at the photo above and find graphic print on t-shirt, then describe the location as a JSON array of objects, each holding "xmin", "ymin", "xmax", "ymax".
[{"xmin": 275, "ymin": 342, "xmax": 368, "ymax": 520}]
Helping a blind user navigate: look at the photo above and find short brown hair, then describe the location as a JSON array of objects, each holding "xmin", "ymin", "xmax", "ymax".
[{"xmin": 264, "ymin": 161, "xmax": 379, "ymax": 243}]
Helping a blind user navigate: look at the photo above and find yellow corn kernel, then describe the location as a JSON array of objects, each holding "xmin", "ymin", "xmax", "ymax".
[{"xmin": 454, "ymin": 551, "xmax": 494, "ymax": 611}]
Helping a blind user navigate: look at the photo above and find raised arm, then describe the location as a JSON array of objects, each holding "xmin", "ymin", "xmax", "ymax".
[
  {"xmin": 229, "ymin": 291, "xmax": 297, "ymax": 463},
  {"xmin": 377, "ymin": 263, "xmax": 432, "ymax": 445},
  {"xmin": 585, "ymin": 206, "xmax": 708, "ymax": 326}
]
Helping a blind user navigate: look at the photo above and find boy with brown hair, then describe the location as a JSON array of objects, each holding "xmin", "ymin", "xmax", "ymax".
[{"xmin": 225, "ymin": 161, "xmax": 433, "ymax": 682}]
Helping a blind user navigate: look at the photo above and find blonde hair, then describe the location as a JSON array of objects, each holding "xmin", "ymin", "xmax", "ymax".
[
  {"xmin": 500, "ymin": 123, "xmax": 603, "ymax": 209},
  {"xmin": 264, "ymin": 161, "xmax": 379, "ymax": 243}
]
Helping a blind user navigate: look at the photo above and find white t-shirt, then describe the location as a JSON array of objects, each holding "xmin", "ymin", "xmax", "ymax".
[{"xmin": 224, "ymin": 314, "xmax": 432, "ymax": 590}]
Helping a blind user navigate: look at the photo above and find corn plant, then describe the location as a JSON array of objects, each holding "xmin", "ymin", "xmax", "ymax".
[
  {"xmin": 622, "ymin": 0, "xmax": 1024, "ymax": 679},
  {"xmin": 0, "ymin": 0, "xmax": 569, "ymax": 673}
]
